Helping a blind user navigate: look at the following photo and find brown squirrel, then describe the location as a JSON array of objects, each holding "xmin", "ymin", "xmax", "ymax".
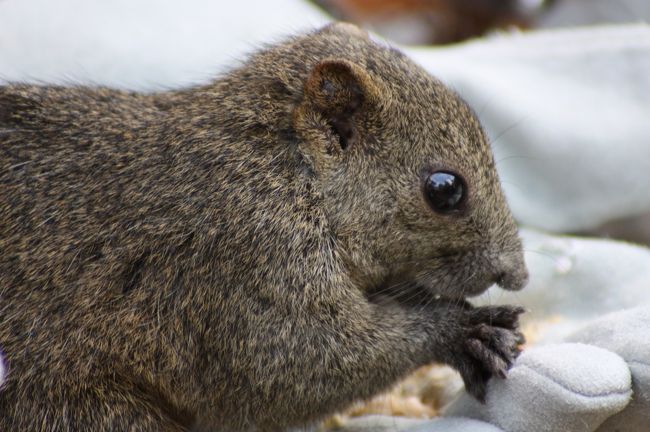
[{"xmin": 0, "ymin": 23, "xmax": 528, "ymax": 431}]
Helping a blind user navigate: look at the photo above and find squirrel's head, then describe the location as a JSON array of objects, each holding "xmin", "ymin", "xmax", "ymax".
[{"xmin": 288, "ymin": 24, "xmax": 527, "ymax": 300}]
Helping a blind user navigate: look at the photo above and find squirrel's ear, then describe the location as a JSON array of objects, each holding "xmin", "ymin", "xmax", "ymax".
[
  {"xmin": 295, "ymin": 59, "xmax": 379, "ymax": 153},
  {"xmin": 304, "ymin": 59, "xmax": 378, "ymax": 120}
]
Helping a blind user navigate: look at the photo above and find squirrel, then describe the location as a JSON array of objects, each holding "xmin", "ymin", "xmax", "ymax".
[{"xmin": 0, "ymin": 23, "xmax": 528, "ymax": 431}]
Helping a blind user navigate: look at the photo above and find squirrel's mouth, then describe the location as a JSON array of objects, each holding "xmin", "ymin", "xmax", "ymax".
[
  {"xmin": 414, "ymin": 270, "xmax": 503, "ymax": 300},
  {"xmin": 365, "ymin": 247, "xmax": 528, "ymax": 306},
  {"xmin": 405, "ymin": 249, "xmax": 528, "ymax": 300},
  {"xmin": 365, "ymin": 270, "xmax": 498, "ymax": 307}
]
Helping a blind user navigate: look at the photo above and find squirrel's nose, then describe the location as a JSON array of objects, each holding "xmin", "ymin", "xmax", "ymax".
[{"xmin": 494, "ymin": 252, "xmax": 528, "ymax": 291}]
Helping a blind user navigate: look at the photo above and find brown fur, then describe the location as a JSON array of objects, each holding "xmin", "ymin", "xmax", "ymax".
[{"xmin": 0, "ymin": 23, "xmax": 527, "ymax": 431}]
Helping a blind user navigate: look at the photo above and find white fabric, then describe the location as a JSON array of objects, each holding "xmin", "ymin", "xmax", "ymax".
[
  {"xmin": 443, "ymin": 344, "xmax": 632, "ymax": 432},
  {"xmin": 568, "ymin": 307, "xmax": 650, "ymax": 432},
  {"xmin": 441, "ymin": 307, "xmax": 650, "ymax": 432}
]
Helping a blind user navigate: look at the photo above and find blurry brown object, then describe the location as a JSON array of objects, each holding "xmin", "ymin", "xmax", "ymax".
[
  {"xmin": 321, "ymin": 364, "xmax": 458, "ymax": 430},
  {"xmin": 313, "ymin": 0, "xmax": 550, "ymax": 45}
]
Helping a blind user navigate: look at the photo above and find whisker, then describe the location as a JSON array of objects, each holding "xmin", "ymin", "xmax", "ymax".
[
  {"xmin": 489, "ymin": 115, "xmax": 529, "ymax": 151},
  {"xmin": 494, "ymin": 154, "xmax": 537, "ymax": 167},
  {"xmin": 7, "ymin": 160, "xmax": 32, "ymax": 171},
  {"xmin": 498, "ymin": 179, "xmax": 527, "ymax": 193},
  {"xmin": 523, "ymin": 248, "xmax": 561, "ymax": 264}
]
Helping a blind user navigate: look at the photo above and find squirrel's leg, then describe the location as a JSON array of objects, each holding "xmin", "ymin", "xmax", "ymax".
[{"xmin": 227, "ymin": 293, "xmax": 524, "ymax": 429}]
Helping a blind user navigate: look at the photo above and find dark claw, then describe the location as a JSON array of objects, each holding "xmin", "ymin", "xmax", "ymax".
[
  {"xmin": 466, "ymin": 338, "xmax": 510, "ymax": 375},
  {"xmin": 449, "ymin": 304, "xmax": 526, "ymax": 402},
  {"xmin": 459, "ymin": 362, "xmax": 490, "ymax": 403}
]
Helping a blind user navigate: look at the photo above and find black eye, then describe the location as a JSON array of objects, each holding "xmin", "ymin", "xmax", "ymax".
[{"xmin": 424, "ymin": 171, "xmax": 465, "ymax": 214}]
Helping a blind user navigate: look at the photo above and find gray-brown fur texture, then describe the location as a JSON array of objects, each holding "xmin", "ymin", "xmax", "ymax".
[{"xmin": 0, "ymin": 23, "xmax": 528, "ymax": 431}]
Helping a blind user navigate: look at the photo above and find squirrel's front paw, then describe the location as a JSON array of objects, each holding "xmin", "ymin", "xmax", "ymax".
[{"xmin": 451, "ymin": 305, "xmax": 526, "ymax": 402}]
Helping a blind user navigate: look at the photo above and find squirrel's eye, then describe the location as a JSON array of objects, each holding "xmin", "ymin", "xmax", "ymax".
[{"xmin": 424, "ymin": 171, "xmax": 465, "ymax": 214}]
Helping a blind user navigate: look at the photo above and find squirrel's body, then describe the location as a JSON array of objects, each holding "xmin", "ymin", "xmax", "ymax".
[{"xmin": 0, "ymin": 24, "xmax": 527, "ymax": 431}]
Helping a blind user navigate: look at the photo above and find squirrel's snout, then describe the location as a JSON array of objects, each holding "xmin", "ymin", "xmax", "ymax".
[{"xmin": 494, "ymin": 252, "xmax": 529, "ymax": 291}]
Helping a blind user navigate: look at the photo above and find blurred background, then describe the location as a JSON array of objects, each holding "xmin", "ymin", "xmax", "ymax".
[
  {"xmin": 312, "ymin": 0, "xmax": 650, "ymax": 45},
  {"xmin": 313, "ymin": 0, "xmax": 550, "ymax": 45}
]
